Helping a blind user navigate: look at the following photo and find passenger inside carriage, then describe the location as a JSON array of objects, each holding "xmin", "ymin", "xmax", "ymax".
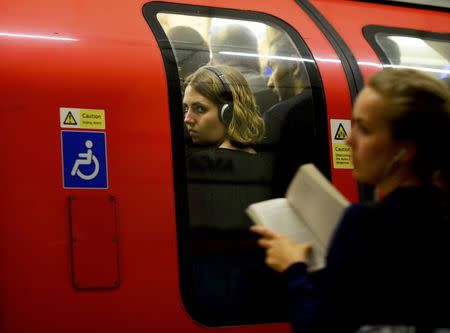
[
  {"xmin": 165, "ymin": 25, "xmax": 213, "ymax": 157},
  {"xmin": 261, "ymin": 31, "xmax": 318, "ymax": 197},
  {"xmin": 209, "ymin": 24, "xmax": 278, "ymax": 114},
  {"xmin": 183, "ymin": 65, "xmax": 285, "ymax": 322},
  {"xmin": 166, "ymin": 25, "xmax": 210, "ymax": 83},
  {"xmin": 183, "ymin": 64, "xmax": 271, "ymax": 229}
]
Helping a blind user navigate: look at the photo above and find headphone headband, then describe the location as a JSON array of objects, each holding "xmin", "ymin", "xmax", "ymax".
[
  {"xmin": 203, "ymin": 66, "xmax": 234, "ymax": 125},
  {"xmin": 203, "ymin": 66, "xmax": 233, "ymax": 103}
]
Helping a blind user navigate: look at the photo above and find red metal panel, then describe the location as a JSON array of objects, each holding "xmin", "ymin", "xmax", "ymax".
[{"xmin": 69, "ymin": 195, "xmax": 119, "ymax": 289}]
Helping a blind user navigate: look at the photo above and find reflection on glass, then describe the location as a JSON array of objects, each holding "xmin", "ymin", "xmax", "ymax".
[{"xmin": 375, "ymin": 33, "xmax": 450, "ymax": 79}]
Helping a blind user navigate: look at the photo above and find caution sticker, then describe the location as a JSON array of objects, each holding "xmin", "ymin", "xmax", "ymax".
[
  {"xmin": 60, "ymin": 108, "xmax": 105, "ymax": 129},
  {"xmin": 330, "ymin": 119, "xmax": 353, "ymax": 169}
]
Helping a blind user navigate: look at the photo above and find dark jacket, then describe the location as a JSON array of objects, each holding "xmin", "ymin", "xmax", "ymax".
[{"xmin": 284, "ymin": 186, "xmax": 450, "ymax": 332}]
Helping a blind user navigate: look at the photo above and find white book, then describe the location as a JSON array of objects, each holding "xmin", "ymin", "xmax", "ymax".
[{"xmin": 246, "ymin": 163, "xmax": 350, "ymax": 272}]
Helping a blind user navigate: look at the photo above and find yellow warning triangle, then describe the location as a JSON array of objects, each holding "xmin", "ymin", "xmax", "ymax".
[
  {"xmin": 334, "ymin": 123, "xmax": 347, "ymax": 140},
  {"xmin": 64, "ymin": 111, "xmax": 77, "ymax": 125}
]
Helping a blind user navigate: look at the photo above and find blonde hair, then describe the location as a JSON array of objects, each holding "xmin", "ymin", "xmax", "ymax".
[
  {"xmin": 184, "ymin": 65, "xmax": 265, "ymax": 145},
  {"xmin": 368, "ymin": 68, "xmax": 450, "ymax": 186}
]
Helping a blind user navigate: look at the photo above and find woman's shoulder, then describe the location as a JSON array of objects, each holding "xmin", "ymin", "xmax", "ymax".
[
  {"xmin": 338, "ymin": 191, "xmax": 417, "ymax": 232},
  {"xmin": 187, "ymin": 149, "xmax": 219, "ymax": 170},
  {"xmin": 193, "ymin": 147, "xmax": 267, "ymax": 165},
  {"xmin": 187, "ymin": 148, "xmax": 271, "ymax": 181},
  {"xmin": 339, "ymin": 203, "xmax": 374, "ymax": 228},
  {"xmin": 328, "ymin": 203, "xmax": 382, "ymax": 252},
  {"xmin": 376, "ymin": 186, "xmax": 447, "ymax": 221},
  {"xmin": 341, "ymin": 186, "xmax": 435, "ymax": 222},
  {"xmin": 338, "ymin": 186, "xmax": 447, "ymax": 235},
  {"xmin": 380, "ymin": 186, "xmax": 440, "ymax": 207},
  {"xmin": 216, "ymin": 148, "xmax": 272, "ymax": 179}
]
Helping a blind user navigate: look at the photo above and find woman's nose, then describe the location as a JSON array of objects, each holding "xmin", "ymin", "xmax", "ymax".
[{"xmin": 184, "ymin": 109, "xmax": 194, "ymax": 125}]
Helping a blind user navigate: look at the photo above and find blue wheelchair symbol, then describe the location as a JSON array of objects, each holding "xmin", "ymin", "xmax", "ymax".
[{"xmin": 61, "ymin": 131, "xmax": 108, "ymax": 189}]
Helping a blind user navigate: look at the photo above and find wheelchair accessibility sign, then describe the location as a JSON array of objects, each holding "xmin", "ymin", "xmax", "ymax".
[{"xmin": 61, "ymin": 131, "xmax": 108, "ymax": 189}]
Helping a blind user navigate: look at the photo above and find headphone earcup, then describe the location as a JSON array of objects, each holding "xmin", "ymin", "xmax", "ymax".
[{"xmin": 220, "ymin": 103, "xmax": 233, "ymax": 126}]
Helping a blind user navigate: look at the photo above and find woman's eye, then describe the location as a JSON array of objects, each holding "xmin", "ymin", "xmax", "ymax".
[
  {"xmin": 358, "ymin": 124, "xmax": 369, "ymax": 134},
  {"xmin": 352, "ymin": 120, "xmax": 369, "ymax": 135},
  {"xmin": 195, "ymin": 106, "xmax": 207, "ymax": 114}
]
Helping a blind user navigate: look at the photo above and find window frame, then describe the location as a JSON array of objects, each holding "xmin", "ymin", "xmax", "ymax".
[
  {"xmin": 143, "ymin": 1, "xmax": 328, "ymax": 326},
  {"xmin": 363, "ymin": 25, "xmax": 450, "ymax": 68}
]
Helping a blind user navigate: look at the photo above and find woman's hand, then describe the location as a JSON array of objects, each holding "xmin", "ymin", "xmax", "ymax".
[{"xmin": 250, "ymin": 225, "xmax": 312, "ymax": 273}]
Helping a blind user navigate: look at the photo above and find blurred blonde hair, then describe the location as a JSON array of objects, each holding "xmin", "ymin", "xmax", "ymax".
[{"xmin": 368, "ymin": 68, "xmax": 450, "ymax": 187}]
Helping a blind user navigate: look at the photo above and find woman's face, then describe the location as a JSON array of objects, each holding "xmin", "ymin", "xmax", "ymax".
[
  {"xmin": 183, "ymin": 85, "xmax": 225, "ymax": 145},
  {"xmin": 346, "ymin": 87, "xmax": 402, "ymax": 185}
]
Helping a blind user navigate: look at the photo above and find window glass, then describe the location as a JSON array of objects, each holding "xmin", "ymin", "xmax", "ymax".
[
  {"xmin": 157, "ymin": 12, "xmax": 312, "ymax": 111},
  {"xmin": 152, "ymin": 7, "xmax": 327, "ymax": 327},
  {"xmin": 374, "ymin": 32, "xmax": 450, "ymax": 81}
]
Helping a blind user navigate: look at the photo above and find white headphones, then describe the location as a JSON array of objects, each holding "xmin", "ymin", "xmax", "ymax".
[
  {"xmin": 380, "ymin": 148, "xmax": 407, "ymax": 181},
  {"xmin": 391, "ymin": 148, "xmax": 407, "ymax": 164}
]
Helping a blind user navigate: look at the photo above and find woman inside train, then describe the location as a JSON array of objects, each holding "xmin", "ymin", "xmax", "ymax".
[
  {"xmin": 251, "ymin": 68, "xmax": 450, "ymax": 332},
  {"xmin": 183, "ymin": 64, "xmax": 271, "ymax": 230},
  {"xmin": 184, "ymin": 64, "xmax": 280, "ymax": 317}
]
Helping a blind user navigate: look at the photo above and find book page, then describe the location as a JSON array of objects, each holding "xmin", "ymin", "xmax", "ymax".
[
  {"xmin": 287, "ymin": 164, "xmax": 349, "ymax": 248},
  {"xmin": 246, "ymin": 198, "xmax": 325, "ymax": 272}
]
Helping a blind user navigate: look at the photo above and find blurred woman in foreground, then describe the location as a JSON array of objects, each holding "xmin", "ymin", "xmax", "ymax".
[{"xmin": 251, "ymin": 68, "xmax": 450, "ymax": 332}]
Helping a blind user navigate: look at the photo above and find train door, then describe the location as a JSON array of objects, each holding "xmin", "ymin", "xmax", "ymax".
[{"xmin": 143, "ymin": 0, "xmax": 358, "ymax": 328}]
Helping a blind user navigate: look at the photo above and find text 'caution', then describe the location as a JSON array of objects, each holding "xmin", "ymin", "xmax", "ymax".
[{"xmin": 60, "ymin": 108, "xmax": 105, "ymax": 130}]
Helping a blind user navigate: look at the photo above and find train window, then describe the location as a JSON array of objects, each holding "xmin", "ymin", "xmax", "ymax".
[
  {"xmin": 144, "ymin": 3, "xmax": 327, "ymax": 327},
  {"xmin": 364, "ymin": 26, "xmax": 450, "ymax": 82}
]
